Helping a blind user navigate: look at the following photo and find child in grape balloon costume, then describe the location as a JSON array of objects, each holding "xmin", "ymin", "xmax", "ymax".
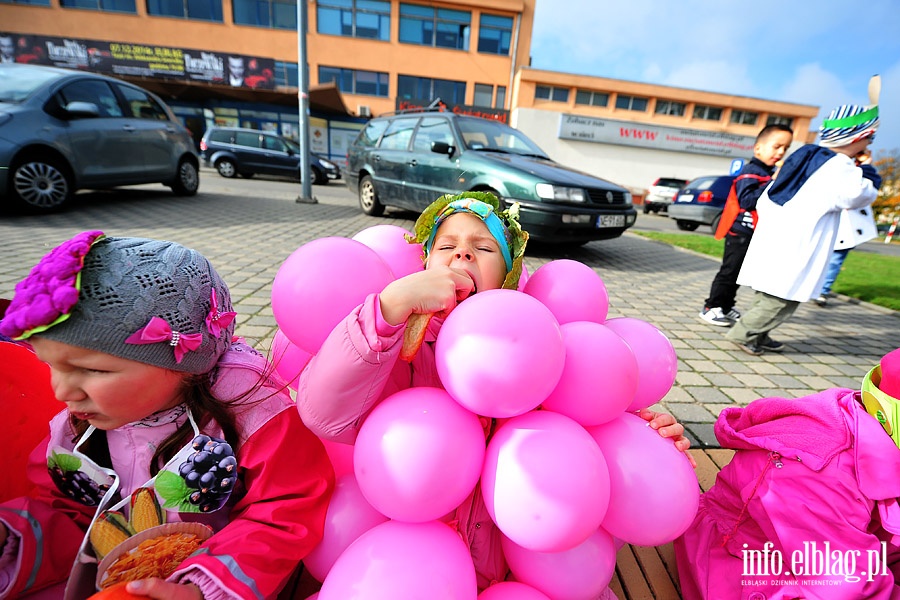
[
  {"xmin": 0, "ymin": 232, "xmax": 334, "ymax": 599},
  {"xmin": 297, "ymin": 191, "xmax": 692, "ymax": 593}
]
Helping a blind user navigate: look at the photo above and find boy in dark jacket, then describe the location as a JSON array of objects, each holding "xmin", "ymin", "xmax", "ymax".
[{"xmin": 699, "ymin": 124, "xmax": 794, "ymax": 327}]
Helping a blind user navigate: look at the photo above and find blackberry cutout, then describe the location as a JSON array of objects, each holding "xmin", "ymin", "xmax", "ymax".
[{"xmin": 177, "ymin": 434, "xmax": 237, "ymax": 513}]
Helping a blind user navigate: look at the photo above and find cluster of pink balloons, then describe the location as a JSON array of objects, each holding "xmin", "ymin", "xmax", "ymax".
[{"xmin": 270, "ymin": 228, "xmax": 698, "ymax": 599}]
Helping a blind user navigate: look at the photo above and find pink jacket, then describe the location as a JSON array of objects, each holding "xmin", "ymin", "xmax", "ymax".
[
  {"xmin": 297, "ymin": 294, "xmax": 508, "ymax": 590},
  {"xmin": 675, "ymin": 388, "xmax": 900, "ymax": 599},
  {"xmin": 0, "ymin": 342, "xmax": 334, "ymax": 600}
]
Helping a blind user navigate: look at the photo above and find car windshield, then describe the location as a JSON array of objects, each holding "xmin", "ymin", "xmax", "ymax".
[
  {"xmin": 456, "ymin": 118, "xmax": 548, "ymax": 158},
  {"xmin": 284, "ymin": 138, "xmax": 301, "ymax": 153},
  {"xmin": 656, "ymin": 178, "xmax": 686, "ymax": 188},
  {"xmin": 0, "ymin": 66, "xmax": 65, "ymax": 103},
  {"xmin": 685, "ymin": 177, "xmax": 716, "ymax": 191}
]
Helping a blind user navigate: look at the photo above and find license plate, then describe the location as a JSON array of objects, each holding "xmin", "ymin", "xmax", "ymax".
[
  {"xmin": 597, "ymin": 215, "xmax": 625, "ymax": 228},
  {"xmin": 677, "ymin": 194, "xmax": 694, "ymax": 203}
]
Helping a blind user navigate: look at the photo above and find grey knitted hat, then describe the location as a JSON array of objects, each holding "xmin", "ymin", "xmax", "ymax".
[{"xmin": 1, "ymin": 232, "xmax": 235, "ymax": 374}]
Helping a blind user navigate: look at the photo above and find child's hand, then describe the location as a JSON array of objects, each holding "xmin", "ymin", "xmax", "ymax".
[
  {"xmin": 379, "ymin": 266, "xmax": 475, "ymax": 326},
  {"xmin": 637, "ymin": 408, "xmax": 697, "ymax": 469},
  {"xmin": 124, "ymin": 579, "xmax": 203, "ymax": 599}
]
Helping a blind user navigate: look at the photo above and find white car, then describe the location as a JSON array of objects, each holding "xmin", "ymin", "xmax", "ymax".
[{"xmin": 643, "ymin": 177, "xmax": 687, "ymax": 214}]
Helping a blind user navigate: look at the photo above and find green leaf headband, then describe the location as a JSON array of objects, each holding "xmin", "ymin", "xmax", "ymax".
[{"xmin": 408, "ymin": 191, "xmax": 529, "ymax": 290}]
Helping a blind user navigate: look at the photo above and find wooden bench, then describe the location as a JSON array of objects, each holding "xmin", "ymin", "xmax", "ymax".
[
  {"xmin": 280, "ymin": 447, "xmax": 735, "ymax": 600},
  {"xmin": 610, "ymin": 448, "xmax": 734, "ymax": 600}
]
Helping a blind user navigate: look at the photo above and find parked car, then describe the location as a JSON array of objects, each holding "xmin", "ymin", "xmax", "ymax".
[
  {"xmin": 0, "ymin": 63, "xmax": 199, "ymax": 213},
  {"xmin": 642, "ymin": 177, "xmax": 687, "ymax": 214},
  {"xmin": 667, "ymin": 175, "xmax": 737, "ymax": 232},
  {"xmin": 200, "ymin": 126, "xmax": 340, "ymax": 184},
  {"xmin": 344, "ymin": 110, "xmax": 636, "ymax": 244}
]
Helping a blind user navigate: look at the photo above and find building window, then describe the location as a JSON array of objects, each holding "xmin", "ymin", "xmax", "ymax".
[
  {"xmin": 655, "ymin": 100, "xmax": 685, "ymax": 116},
  {"xmin": 398, "ymin": 74, "xmax": 466, "ymax": 104},
  {"xmin": 275, "ymin": 61, "xmax": 298, "ymax": 87},
  {"xmin": 615, "ymin": 94, "xmax": 648, "ymax": 111},
  {"xmin": 730, "ymin": 110, "xmax": 758, "ymax": 125},
  {"xmin": 535, "ymin": 85, "xmax": 569, "ymax": 103},
  {"xmin": 399, "ymin": 4, "xmax": 470, "ymax": 50},
  {"xmin": 693, "ymin": 104, "xmax": 722, "ymax": 121},
  {"xmin": 0, "ymin": 0, "xmax": 51, "ymax": 4},
  {"xmin": 232, "ymin": 0, "xmax": 292, "ymax": 27},
  {"xmin": 318, "ymin": 0, "xmax": 391, "ymax": 40},
  {"xmin": 473, "ymin": 83, "xmax": 493, "ymax": 107},
  {"xmin": 478, "ymin": 13, "xmax": 512, "ymax": 55},
  {"xmin": 61, "ymin": 0, "xmax": 135, "ymax": 11},
  {"xmin": 767, "ymin": 115, "xmax": 793, "ymax": 127},
  {"xmin": 319, "ymin": 66, "xmax": 389, "ymax": 96},
  {"xmin": 149, "ymin": 0, "xmax": 221, "ymax": 19},
  {"xmin": 495, "ymin": 85, "xmax": 506, "ymax": 109},
  {"xmin": 575, "ymin": 89, "xmax": 608, "ymax": 107}
]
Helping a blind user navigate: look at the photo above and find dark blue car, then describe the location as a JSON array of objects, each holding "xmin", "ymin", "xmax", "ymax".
[{"xmin": 666, "ymin": 174, "xmax": 737, "ymax": 232}]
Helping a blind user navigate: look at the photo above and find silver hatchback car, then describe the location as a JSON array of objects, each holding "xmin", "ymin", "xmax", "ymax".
[{"xmin": 0, "ymin": 63, "xmax": 199, "ymax": 213}]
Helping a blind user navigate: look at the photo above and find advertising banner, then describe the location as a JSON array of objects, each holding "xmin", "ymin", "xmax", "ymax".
[
  {"xmin": 558, "ymin": 113, "xmax": 756, "ymax": 158},
  {"xmin": 0, "ymin": 32, "xmax": 276, "ymax": 89}
]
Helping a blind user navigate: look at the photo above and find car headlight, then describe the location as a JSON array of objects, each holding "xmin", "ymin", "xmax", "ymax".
[
  {"xmin": 319, "ymin": 159, "xmax": 337, "ymax": 169},
  {"xmin": 624, "ymin": 191, "xmax": 633, "ymax": 204},
  {"xmin": 535, "ymin": 183, "xmax": 586, "ymax": 202}
]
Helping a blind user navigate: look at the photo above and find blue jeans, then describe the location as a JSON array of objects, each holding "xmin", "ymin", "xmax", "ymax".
[{"xmin": 820, "ymin": 248, "xmax": 850, "ymax": 296}]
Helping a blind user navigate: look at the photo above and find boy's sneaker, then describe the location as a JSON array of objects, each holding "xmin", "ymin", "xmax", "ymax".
[
  {"xmin": 815, "ymin": 295, "xmax": 827, "ymax": 307},
  {"xmin": 725, "ymin": 308, "xmax": 741, "ymax": 321},
  {"xmin": 759, "ymin": 338, "xmax": 784, "ymax": 352},
  {"xmin": 699, "ymin": 307, "xmax": 733, "ymax": 327},
  {"xmin": 733, "ymin": 340, "xmax": 764, "ymax": 356}
]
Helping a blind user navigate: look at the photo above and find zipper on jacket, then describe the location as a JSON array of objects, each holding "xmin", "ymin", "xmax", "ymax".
[
  {"xmin": 770, "ymin": 451, "xmax": 783, "ymax": 468},
  {"xmin": 721, "ymin": 451, "xmax": 780, "ymax": 547}
]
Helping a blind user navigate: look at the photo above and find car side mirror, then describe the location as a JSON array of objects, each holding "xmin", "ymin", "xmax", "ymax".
[
  {"xmin": 286, "ymin": 147, "xmax": 295, "ymax": 156},
  {"xmin": 64, "ymin": 101, "xmax": 100, "ymax": 118},
  {"xmin": 431, "ymin": 141, "xmax": 455, "ymax": 157}
]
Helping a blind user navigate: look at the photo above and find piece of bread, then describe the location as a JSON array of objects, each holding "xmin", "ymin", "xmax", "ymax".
[{"xmin": 400, "ymin": 312, "xmax": 433, "ymax": 362}]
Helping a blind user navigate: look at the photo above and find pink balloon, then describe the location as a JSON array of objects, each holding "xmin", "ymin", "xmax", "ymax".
[
  {"xmin": 270, "ymin": 329, "xmax": 312, "ymax": 390},
  {"xmin": 478, "ymin": 581, "xmax": 550, "ymax": 600},
  {"xmin": 353, "ymin": 387, "xmax": 486, "ymax": 522},
  {"xmin": 481, "ymin": 410, "xmax": 610, "ymax": 552},
  {"xmin": 501, "ymin": 528, "xmax": 617, "ymax": 600},
  {"xmin": 603, "ymin": 317, "xmax": 678, "ymax": 411},
  {"xmin": 523, "ymin": 260, "xmax": 609, "ymax": 325},
  {"xmin": 320, "ymin": 438, "xmax": 354, "ymax": 478},
  {"xmin": 318, "ymin": 520, "xmax": 477, "ymax": 600},
  {"xmin": 304, "ymin": 474, "xmax": 389, "ymax": 582},
  {"xmin": 587, "ymin": 413, "xmax": 699, "ymax": 546},
  {"xmin": 352, "ymin": 225, "xmax": 425, "ymax": 279},
  {"xmin": 542, "ymin": 322, "xmax": 638, "ymax": 426},
  {"xmin": 305, "ymin": 595, "xmax": 318, "ymax": 600},
  {"xmin": 271, "ymin": 237, "xmax": 394, "ymax": 354},
  {"xmin": 435, "ymin": 289, "xmax": 565, "ymax": 418}
]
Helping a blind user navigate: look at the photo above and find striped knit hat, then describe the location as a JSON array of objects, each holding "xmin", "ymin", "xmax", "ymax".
[{"xmin": 819, "ymin": 104, "xmax": 879, "ymax": 148}]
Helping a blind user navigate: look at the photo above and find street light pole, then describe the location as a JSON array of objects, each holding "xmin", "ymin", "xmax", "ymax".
[{"xmin": 296, "ymin": 0, "xmax": 316, "ymax": 203}]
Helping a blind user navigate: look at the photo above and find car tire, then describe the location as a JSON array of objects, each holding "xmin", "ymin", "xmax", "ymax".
[
  {"xmin": 359, "ymin": 175, "xmax": 385, "ymax": 216},
  {"xmin": 311, "ymin": 167, "xmax": 327, "ymax": 186},
  {"xmin": 171, "ymin": 158, "xmax": 199, "ymax": 196},
  {"xmin": 9, "ymin": 157, "xmax": 72, "ymax": 213},
  {"xmin": 710, "ymin": 214, "xmax": 722, "ymax": 234},
  {"xmin": 676, "ymin": 220, "xmax": 700, "ymax": 232},
  {"xmin": 240, "ymin": 172, "xmax": 254, "ymax": 179},
  {"xmin": 216, "ymin": 158, "xmax": 238, "ymax": 178},
  {"xmin": 642, "ymin": 204, "xmax": 651, "ymax": 214}
]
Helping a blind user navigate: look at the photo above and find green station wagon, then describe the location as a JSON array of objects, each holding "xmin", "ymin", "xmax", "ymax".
[{"xmin": 344, "ymin": 110, "xmax": 637, "ymax": 244}]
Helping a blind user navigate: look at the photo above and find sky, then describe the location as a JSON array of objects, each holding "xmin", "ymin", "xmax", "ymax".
[{"xmin": 530, "ymin": 0, "xmax": 900, "ymax": 155}]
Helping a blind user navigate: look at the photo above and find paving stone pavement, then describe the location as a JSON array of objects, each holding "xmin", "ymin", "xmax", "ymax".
[{"xmin": 2, "ymin": 177, "xmax": 897, "ymax": 448}]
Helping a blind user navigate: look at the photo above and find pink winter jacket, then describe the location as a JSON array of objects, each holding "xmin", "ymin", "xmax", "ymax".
[
  {"xmin": 0, "ymin": 342, "xmax": 334, "ymax": 600},
  {"xmin": 297, "ymin": 293, "xmax": 509, "ymax": 590},
  {"xmin": 675, "ymin": 388, "xmax": 900, "ymax": 599}
]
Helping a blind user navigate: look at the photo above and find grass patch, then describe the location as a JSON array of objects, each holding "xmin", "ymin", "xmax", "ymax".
[{"xmin": 631, "ymin": 231, "xmax": 900, "ymax": 311}]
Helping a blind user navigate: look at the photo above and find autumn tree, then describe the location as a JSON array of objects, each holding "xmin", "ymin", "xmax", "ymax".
[{"xmin": 873, "ymin": 149, "xmax": 900, "ymax": 222}]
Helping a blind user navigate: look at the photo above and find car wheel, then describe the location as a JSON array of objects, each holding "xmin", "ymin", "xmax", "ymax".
[
  {"xmin": 710, "ymin": 214, "xmax": 722, "ymax": 233},
  {"xmin": 240, "ymin": 172, "xmax": 254, "ymax": 179},
  {"xmin": 676, "ymin": 220, "xmax": 700, "ymax": 231},
  {"xmin": 9, "ymin": 157, "xmax": 72, "ymax": 213},
  {"xmin": 171, "ymin": 158, "xmax": 199, "ymax": 196},
  {"xmin": 358, "ymin": 175, "xmax": 385, "ymax": 216},
  {"xmin": 642, "ymin": 204, "xmax": 651, "ymax": 214},
  {"xmin": 311, "ymin": 167, "xmax": 327, "ymax": 186},
  {"xmin": 216, "ymin": 158, "xmax": 237, "ymax": 178}
]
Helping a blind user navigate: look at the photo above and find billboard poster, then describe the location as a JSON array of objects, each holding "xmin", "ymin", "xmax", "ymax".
[
  {"xmin": 557, "ymin": 113, "xmax": 756, "ymax": 158},
  {"xmin": 0, "ymin": 32, "xmax": 276, "ymax": 89}
]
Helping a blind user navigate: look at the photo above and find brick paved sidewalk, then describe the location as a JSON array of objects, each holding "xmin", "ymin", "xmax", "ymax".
[{"xmin": 1, "ymin": 180, "xmax": 896, "ymax": 447}]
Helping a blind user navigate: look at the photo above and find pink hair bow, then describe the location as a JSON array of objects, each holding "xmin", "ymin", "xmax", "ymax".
[
  {"xmin": 205, "ymin": 289, "xmax": 236, "ymax": 338},
  {"xmin": 125, "ymin": 316, "xmax": 203, "ymax": 364}
]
